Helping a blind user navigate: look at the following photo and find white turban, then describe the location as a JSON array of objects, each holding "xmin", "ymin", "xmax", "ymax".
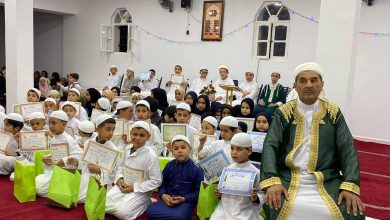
[{"xmin": 293, "ymin": 62, "xmax": 324, "ymax": 79}]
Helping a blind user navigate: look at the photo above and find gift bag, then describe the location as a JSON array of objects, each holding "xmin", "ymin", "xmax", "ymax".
[
  {"xmin": 34, "ymin": 150, "xmax": 51, "ymax": 176},
  {"xmin": 47, "ymin": 166, "xmax": 81, "ymax": 209},
  {"xmin": 84, "ymin": 176, "xmax": 107, "ymax": 220},
  {"xmin": 158, "ymin": 157, "xmax": 172, "ymax": 171},
  {"xmin": 13, "ymin": 160, "xmax": 36, "ymax": 203},
  {"xmin": 197, "ymin": 181, "xmax": 219, "ymax": 220}
]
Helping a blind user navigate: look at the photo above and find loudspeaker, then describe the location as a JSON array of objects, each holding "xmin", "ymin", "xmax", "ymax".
[{"xmin": 181, "ymin": 0, "xmax": 191, "ymax": 8}]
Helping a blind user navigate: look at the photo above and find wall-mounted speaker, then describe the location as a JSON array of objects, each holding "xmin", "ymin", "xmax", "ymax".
[{"xmin": 181, "ymin": 0, "xmax": 191, "ymax": 9}]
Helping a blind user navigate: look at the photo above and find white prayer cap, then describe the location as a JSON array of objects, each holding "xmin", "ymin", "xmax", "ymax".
[
  {"xmin": 110, "ymin": 65, "xmax": 117, "ymax": 69},
  {"xmin": 44, "ymin": 98, "xmax": 56, "ymax": 105},
  {"xmin": 78, "ymin": 120, "xmax": 95, "ymax": 133},
  {"xmin": 293, "ymin": 62, "xmax": 324, "ymax": 79},
  {"xmin": 171, "ymin": 135, "xmax": 191, "ymax": 146},
  {"xmin": 245, "ymin": 69, "xmax": 254, "ymax": 74},
  {"xmin": 49, "ymin": 110, "xmax": 68, "ymax": 122},
  {"xmin": 140, "ymin": 91, "xmax": 151, "ymax": 99},
  {"xmin": 231, "ymin": 133, "xmax": 252, "ymax": 148},
  {"xmin": 62, "ymin": 101, "xmax": 77, "ymax": 111},
  {"xmin": 219, "ymin": 65, "xmax": 229, "ymax": 71},
  {"xmin": 95, "ymin": 114, "xmax": 112, "ymax": 127},
  {"xmin": 6, "ymin": 113, "xmax": 24, "ymax": 123},
  {"xmin": 136, "ymin": 100, "xmax": 150, "ymax": 110},
  {"xmin": 127, "ymin": 67, "xmax": 135, "ymax": 72},
  {"xmin": 176, "ymin": 103, "xmax": 191, "ymax": 112},
  {"xmin": 116, "ymin": 101, "xmax": 132, "ymax": 110},
  {"xmin": 0, "ymin": 105, "xmax": 4, "ymax": 113},
  {"xmin": 69, "ymin": 88, "xmax": 80, "ymax": 96},
  {"xmin": 29, "ymin": 112, "xmax": 45, "ymax": 121},
  {"xmin": 200, "ymin": 66, "xmax": 208, "ymax": 71},
  {"xmin": 48, "ymin": 90, "xmax": 60, "ymax": 96},
  {"xmin": 131, "ymin": 92, "xmax": 140, "ymax": 98},
  {"xmin": 97, "ymin": 98, "xmax": 111, "ymax": 111},
  {"xmin": 132, "ymin": 121, "xmax": 150, "ymax": 134},
  {"xmin": 220, "ymin": 116, "xmax": 238, "ymax": 128},
  {"xmin": 203, "ymin": 116, "xmax": 218, "ymax": 128},
  {"xmin": 29, "ymin": 88, "xmax": 41, "ymax": 98}
]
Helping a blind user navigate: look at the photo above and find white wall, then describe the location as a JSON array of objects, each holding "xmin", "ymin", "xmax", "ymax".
[
  {"xmin": 349, "ymin": 1, "xmax": 390, "ymax": 144},
  {"xmin": 34, "ymin": 11, "xmax": 63, "ymax": 74},
  {"xmin": 63, "ymin": 0, "xmax": 320, "ymax": 89},
  {"xmin": 0, "ymin": 0, "xmax": 79, "ymax": 14}
]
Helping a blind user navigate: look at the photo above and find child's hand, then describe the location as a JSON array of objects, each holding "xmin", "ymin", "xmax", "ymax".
[
  {"xmin": 116, "ymin": 178, "xmax": 126, "ymax": 191},
  {"xmin": 180, "ymin": 81, "xmax": 188, "ymax": 86},
  {"xmin": 250, "ymin": 188, "xmax": 259, "ymax": 202},
  {"xmin": 121, "ymin": 134, "xmax": 128, "ymax": 143},
  {"xmin": 42, "ymin": 156, "xmax": 53, "ymax": 166},
  {"xmin": 78, "ymin": 143, "xmax": 84, "ymax": 149},
  {"xmin": 215, "ymin": 96, "xmax": 222, "ymax": 101},
  {"xmin": 67, "ymin": 157, "xmax": 79, "ymax": 167},
  {"xmin": 5, "ymin": 148, "xmax": 17, "ymax": 157},
  {"xmin": 87, "ymin": 164, "xmax": 101, "ymax": 174},
  {"xmin": 258, "ymin": 99, "xmax": 265, "ymax": 106},
  {"xmin": 199, "ymin": 134, "xmax": 207, "ymax": 144},
  {"xmin": 161, "ymin": 194, "xmax": 174, "ymax": 206},
  {"xmin": 13, "ymin": 132, "xmax": 20, "ymax": 144},
  {"xmin": 166, "ymin": 81, "xmax": 172, "ymax": 86},
  {"xmin": 214, "ymin": 189, "xmax": 222, "ymax": 198},
  {"xmin": 166, "ymin": 143, "xmax": 173, "ymax": 151},
  {"xmin": 171, "ymin": 196, "xmax": 185, "ymax": 205},
  {"xmin": 45, "ymin": 131, "xmax": 54, "ymax": 138},
  {"xmin": 121, "ymin": 183, "xmax": 134, "ymax": 193}
]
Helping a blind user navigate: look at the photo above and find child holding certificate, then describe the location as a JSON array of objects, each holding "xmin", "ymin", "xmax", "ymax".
[
  {"xmin": 105, "ymin": 121, "xmax": 162, "ymax": 219},
  {"xmin": 43, "ymin": 98, "xmax": 57, "ymax": 114},
  {"xmin": 62, "ymin": 101, "xmax": 81, "ymax": 137},
  {"xmin": 66, "ymin": 88, "xmax": 88, "ymax": 121},
  {"xmin": 0, "ymin": 113, "xmax": 24, "ymax": 175},
  {"xmin": 76, "ymin": 120, "xmax": 96, "ymax": 149},
  {"xmin": 36, "ymin": 110, "xmax": 83, "ymax": 197},
  {"xmin": 211, "ymin": 133, "xmax": 264, "ymax": 220},
  {"xmin": 146, "ymin": 135, "xmax": 203, "ymax": 220},
  {"xmin": 78, "ymin": 115, "xmax": 118, "ymax": 203},
  {"xmin": 198, "ymin": 116, "xmax": 238, "ymax": 162},
  {"xmin": 198, "ymin": 116, "xmax": 219, "ymax": 150},
  {"xmin": 112, "ymin": 101, "xmax": 133, "ymax": 151},
  {"xmin": 135, "ymin": 100, "xmax": 164, "ymax": 156},
  {"xmin": 166, "ymin": 65, "xmax": 188, "ymax": 102},
  {"xmin": 27, "ymin": 88, "xmax": 41, "ymax": 102}
]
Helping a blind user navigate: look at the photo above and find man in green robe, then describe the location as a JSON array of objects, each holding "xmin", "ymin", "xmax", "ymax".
[
  {"xmin": 258, "ymin": 72, "xmax": 286, "ymax": 115},
  {"xmin": 260, "ymin": 62, "xmax": 364, "ymax": 220}
]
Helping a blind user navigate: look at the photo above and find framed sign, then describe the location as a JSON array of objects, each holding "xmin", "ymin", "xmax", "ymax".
[{"xmin": 201, "ymin": 1, "xmax": 224, "ymax": 41}]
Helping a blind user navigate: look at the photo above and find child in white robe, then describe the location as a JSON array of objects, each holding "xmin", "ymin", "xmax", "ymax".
[
  {"xmin": 105, "ymin": 65, "xmax": 121, "ymax": 89},
  {"xmin": 36, "ymin": 110, "xmax": 83, "ymax": 197},
  {"xmin": 66, "ymin": 88, "xmax": 88, "ymax": 121},
  {"xmin": 111, "ymin": 101, "xmax": 133, "ymax": 151},
  {"xmin": 165, "ymin": 65, "xmax": 188, "ymax": 102},
  {"xmin": 62, "ymin": 101, "xmax": 81, "ymax": 137},
  {"xmin": 27, "ymin": 88, "xmax": 41, "ymax": 102},
  {"xmin": 212, "ymin": 65, "xmax": 234, "ymax": 103},
  {"xmin": 76, "ymin": 120, "xmax": 97, "ymax": 149},
  {"xmin": 78, "ymin": 115, "xmax": 118, "ymax": 203},
  {"xmin": 105, "ymin": 121, "xmax": 162, "ymax": 219},
  {"xmin": 211, "ymin": 133, "xmax": 264, "ymax": 220},
  {"xmin": 197, "ymin": 116, "xmax": 218, "ymax": 151}
]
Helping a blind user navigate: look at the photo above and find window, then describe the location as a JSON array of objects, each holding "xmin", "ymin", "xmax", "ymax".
[
  {"xmin": 254, "ymin": 2, "xmax": 290, "ymax": 59},
  {"xmin": 100, "ymin": 8, "xmax": 133, "ymax": 53}
]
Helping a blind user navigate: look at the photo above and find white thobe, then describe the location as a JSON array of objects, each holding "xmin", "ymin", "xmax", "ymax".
[
  {"xmin": 106, "ymin": 74, "xmax": 121, "ymax": 89},
  {"xmin": 166, "ymin": 74, "xmax": 187, "ymax": 102},
  {"xmin": 78, "ymin": 139, "xmax": 118, "ymax": 203},
  {"xmin": 76, "ymin": 107, "xmax": 89, "ymax": 122},
  {"xmin": 288, "ymin": 98, "xmax": 332, "ymax": 220},
  {"xmin": 213, "ymin": 77, "xmax": 234, "ymax": 104},
  {"xmin": 105, "ymin": 144, "xmax": 162, "ymax": 220},
  {"xmin": 36, "ymin": 132, "xmax": 83, "ymax": 197},
  {"xmin": 189, "ymin": 77, "xmax": 210, "ymax": 95},
  {"xmin": 0, "ymin": 137, "xmax": 18, "ymax": 175},
  {"xmin": 232, "ymin": 80, "xmax": 259, "ymax": 106},
  {"xmin": 210, "ymin": 161, "xmax": 265, "ymax": 220},
  {"xmin": 67, "ymin": 117, "xmax": 81, "ymax": 137}
]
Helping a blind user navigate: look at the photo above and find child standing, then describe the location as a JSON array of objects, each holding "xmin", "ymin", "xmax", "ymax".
[
  {"xmin": 105, "ymin": 65, "xmax": 121, "ymax": 89},
  {"xmin": 36, "ymin": 110, "xmax": 83, "ymax": 197},
  {"xmin": 57, "ymin": 73, "xmax": 82, "ymax": 93},
  {"xmin": 146, "ymin": 135, "xmax": 204, "ymax": 220},
  {"xmin": 105, "ymin": 121, "xmax": 162, "ymax": 219},
  {"xmin": 211, "ymin": 133, "xmax": 263, "ymax": 220}
]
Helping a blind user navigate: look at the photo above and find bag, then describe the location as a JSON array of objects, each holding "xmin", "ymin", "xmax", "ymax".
[
  {"xmin": 158, "ymin": 157, "xmax": 172, "ymax": 171},
  {"xmin": 13, "ymin": 160, "xmax": 36, "ymax": 203},
  {"xmin": 46, "ymin": 166, "xmax": 81, "ymax": 209},
  {"xmin": 197, "ymin": 181, "xmax": 220, "ymax": 220},
  {"xmin": 84, "ymin": 176, "xmax": 107, "ymax": 220},
  {"xmin": 34, "ymin": 150, "xmax": 51, "ymax": 176}
]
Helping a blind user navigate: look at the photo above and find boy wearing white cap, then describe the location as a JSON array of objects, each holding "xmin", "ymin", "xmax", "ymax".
[
  {"xmin": 111, "ymin": 101, "xmax": 133, "ymax": 151},
  {"xmin": 198, "ymin": 116, "xmax": 238, "ymax": 162},
  {"xmin": 211, "ymin": 133, "xmax": 263, "ymax": 220},
  {"xmin": 198, "ymin": 116, "xmax": 219, "ymax": 150},
  {"xmin": 189, "ymin": 67, "xmax": 210, "ymax": 95},
  {"xmin": 233, "ymin": 71, "xmax": 259, "ymax": 106},
  {"xmin": 44, "ymin": 98, "xmax": 57, "ymax": 114},
  {"xmin": 105, "ymin": 65, "xmax": 121, "ymax": 90},
  {"xmin": 146, "ymin": 135, "xmax": 204, "ymax": 220},
  {"xmin": 96, "ymin": 97, "xmax": 111, "ymax": 112},
  {"xmin": 29, "ymin": 112, "xmax": 47, "ymax": 131},
  {"xmin": 62, "ymin": 101, "xmax": 81, "ymax": 137},
  {"xmin": 135, "ymin": 100, "xmax": 164, "ymax": 156},
  {"xmin": 122, "ymin": 67, "xmax": 138, "ymax": 93},
  {"xmin": 36, "ymin": 110, "xmax": 83, "ymax": 197},
  {"xmin": 78, "ymin": 115, "xmax": 118, "ymax": 203},
  {"xmin": 27, "ymin": 88, "xmax": 41, "ymax": 102},
  {"xmin": 0, "ymin": 113, "xmax": 24, "ymax": 175},
  {"xmin": 105, "ymin": 121, "xmax": 162, "ymax": 219},
  {"xmin": 76, "ymin": 120, "xmax": 97, "ymax": 149},
  {"xmin": 213, "ymin": 65, "xmax": 234, "ymax": 103},
  {"xmin": 66, "ymin": 88, "xmax": 89, "ymax": 121}
]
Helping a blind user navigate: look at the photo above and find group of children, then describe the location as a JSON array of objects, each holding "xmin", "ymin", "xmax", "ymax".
[{"xmin": 0, "ymin": 62, "xmax": 281, "ymax": 219}]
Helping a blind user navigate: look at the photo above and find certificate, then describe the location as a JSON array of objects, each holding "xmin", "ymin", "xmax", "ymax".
[
  {"xmin": 126, "ymin": 122, "xmax": 134, "ymax": 142},
  {"xmin": 198, "ymin": 150, "xmax": 231, "ymax": 181},
  {"xmin": 13, "ymin": 104, "xmax": 21, "ymax": 114},
  {"xmin": 218, "ymin": 167, "xmax": 257, "ymax": 196},
  {"xmin": 91, "ymin": 109, "xmax": 108, "ymax": 122},
  {"xmin": 117, "ymin": 96, "xmax": 132, "ymax": 102},
  {"xmin": 160, "ymin": 123, "xmax": 188, "ymax": 143},
  {"xmin": 20, "ymin": 102, "xmax": 44, "ymax": 120},
  {"xmin": 236, "ymin": 117, "xmax": 255, "ymax": 132},
  {"xmin": 169, "ymin": 100, "xmax": 181, "ymax": 106},
  {"xmin": 248, "ymin": 131, "xmax": 266, "ymax": 153},
  {"xmin": 189, "ymin": 114, "xmax": 202, "ymax": 132},
  {"xmin": 123, "ymin": 166, "xmax": 144, "ymax": 185},
  {"xmin": 192, "ymin": 133, "xmax": 217, "ymax": 153},
  {"xmin": 19, "ymin": 131, "xmax": 48, "ymax": 152},
  {"xmin": 50, "ymin": 143, "xmax": 70, "ymax": 163},
  {"xmin": 170, "ymin": 74, "xmax": 184, "ymax": 84},
  {"xmin": 139, "ymin": 71, "xmax": 151, "ymax": 81},
  {"xmin": 113, "ymin": 119, "xmax": 125, "ymax": 136},
  {"xmin": 65, "ymin": 126, "xmax": 75, "ymax": 137},
  {"xmin": 0, "ymin": 132, "xmax": 13, "ymax": 152},
  {"xmin": 59, "ymin": 102, "xmax": 81, "ymax": 116},
  {"xmin": 82, "ymin": 141, "xmax": 120, "ymax": 173}
]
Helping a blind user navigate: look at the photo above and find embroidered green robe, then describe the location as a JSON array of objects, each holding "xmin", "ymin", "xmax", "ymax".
[{"xmin": 258, "ymin": 84, "xmax": 286, "ymax": 115}]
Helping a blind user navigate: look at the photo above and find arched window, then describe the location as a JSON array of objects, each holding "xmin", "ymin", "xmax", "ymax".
[
  {"xmin": 100, "ymin": 8, "xmax": 133, "ymax": 53},
  {"xmin": 253, "ymin": 2, "xmax": 290, "ymax": 59}
]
